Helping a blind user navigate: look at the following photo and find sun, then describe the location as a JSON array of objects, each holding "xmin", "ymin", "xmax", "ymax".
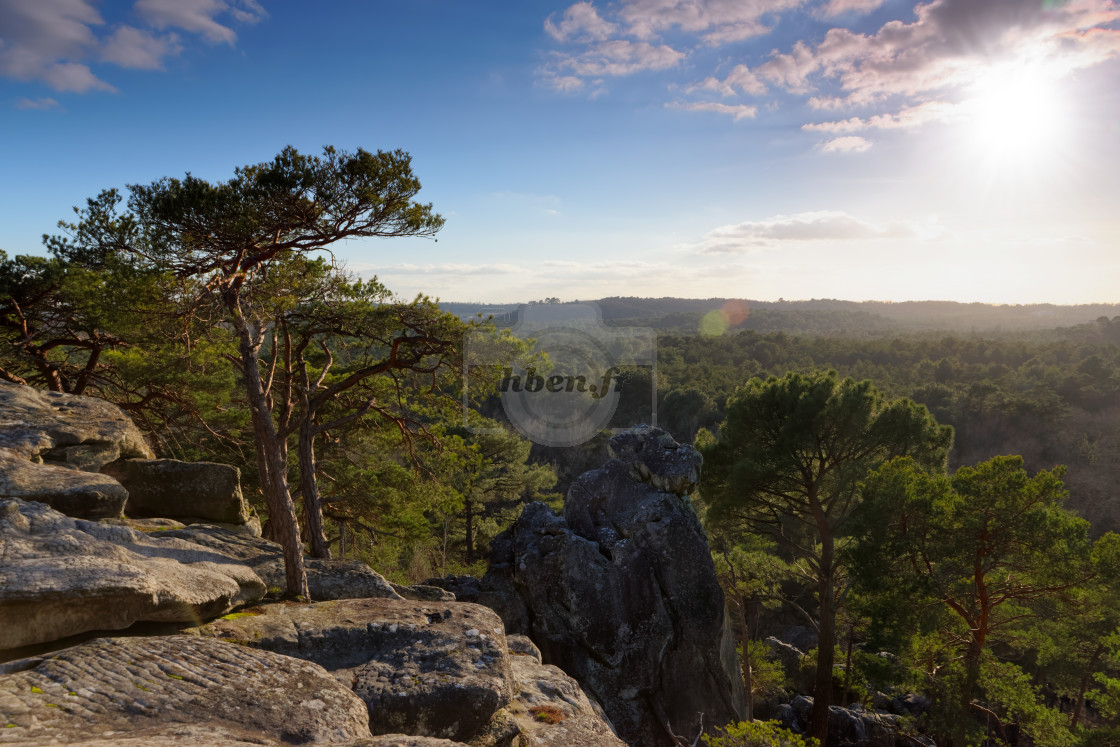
[{"xmin": 961, "ymin": 57, "xmax": 1070, "ymax": 170}]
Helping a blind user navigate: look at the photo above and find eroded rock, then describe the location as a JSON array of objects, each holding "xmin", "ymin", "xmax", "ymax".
[
  {"xmin": 188, "ymin": 597, "xmax": 515, "ymax": 742},
  {"xmin": 496, "ymin": 635, "xmax": 626, "ymax": 747},
  {"xmin": 0, "ymin": 499, "xmax": 265, "ymax": 651},
  {"xmin": 102, "ymin": 458, "xmax": 251, "ymax": 525},
  {"xmin": 482, "ymin": 426, "xmax": 746, "ymax": 747},
  {"xmin": 0, "ymin": 381, "xmax": 152, "ymax": 519},
  {"xmin": 0, "ymin": 635, "xmax": 372, "ymax": 744}
]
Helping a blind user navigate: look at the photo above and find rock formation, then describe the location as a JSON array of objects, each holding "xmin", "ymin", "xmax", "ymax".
[
  {"xmin": 101, "ymin": 458, "xmax": 251, "ymax": 525},
  {"xmin": 0, "ymin": 383, "xmax": 636, "ymax": 745},
  {"xmin": 0, "ymin": 499, "xmax": 265, "ymax": 650},
  {"xmin": 482, "ymin": 425, "xmax": 747, "ymax": 746},
  {"xmin": 0, "ymin": 380, "xmax": 152, "ymax": 519}
]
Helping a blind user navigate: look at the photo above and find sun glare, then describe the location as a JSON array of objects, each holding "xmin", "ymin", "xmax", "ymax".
[{"xmin": 962, "ymin": 57, "xmax": 1070, "ymax": 170}]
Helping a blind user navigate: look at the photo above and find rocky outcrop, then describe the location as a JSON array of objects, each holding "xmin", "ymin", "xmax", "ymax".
[
  {"xmin": 189, "ymin": 597, "xmax": 515, "ymax": 742},
  {"xmin": 101, "ymin": 458, "xmax": 251, "ymax": 525},
  {"xmin": 775, "ymin": 696, "xmax": 902, "ymax": 747},
  {"xmin": 0, "ymin": 381, "xmax": 152, "ymax": 519},
  {"xmin": 0, "ymin": 635, "xmax": 372, "ymax": 744},
  {"xmin": 0, "ymin": 499, "xmax": 266, "ymax": 651},
  {"xmin": 160, "ymin": 524, "xmax": 403, "ymax": 601},
  {"xmin": 482, "ymin": 426, "xmax": 746, "ymax": 747}
]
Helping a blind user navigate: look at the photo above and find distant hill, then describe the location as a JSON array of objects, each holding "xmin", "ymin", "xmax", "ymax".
[{"xmin": 440, "ymin": 297, "xmax": 1120, "ymax": 337}]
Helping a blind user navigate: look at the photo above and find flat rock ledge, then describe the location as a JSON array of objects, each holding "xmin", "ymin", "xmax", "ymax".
[
  {"xmin": 188, "ymin": 597, "xmax": 514, "ymax": 743},
  {"xmin": 0, "ymin": 635, "xmax": 372, "ymax": 744},
  {"xmin": 0, "ymin": 499, "xmax": 266, "ymax": 652}
]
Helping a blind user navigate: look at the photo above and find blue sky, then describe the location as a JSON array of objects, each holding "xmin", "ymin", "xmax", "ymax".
[{"xmin": 2, "ymin": 0, "xmax": 1119, "ymax": 304}]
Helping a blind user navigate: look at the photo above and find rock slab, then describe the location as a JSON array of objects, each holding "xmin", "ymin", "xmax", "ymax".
[
  {"xmin": 0, "ymin": 499, "xmax": 265, "ymax": 651},
  {"xmin": 0, "ymin": 381, "xmax": 152, "ymax": 519},
  {"xmin": 189, "ymin": 597, "xmax": 515, "ymax": 742},
  {"xmin": 0, "ymin": 635, "xmax": 372, "ymax": 744},
  {"xmin": 102, "ymin": 458, "xmax": 251, "ymax": 524}
]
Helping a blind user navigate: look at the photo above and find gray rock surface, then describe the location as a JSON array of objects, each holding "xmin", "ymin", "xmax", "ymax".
[
  {"xmin": 0, "ymin": 635, "xmax": 372, "ymax": 744},
  {"xmin": 497, "ymin": 635, "xmax": 627, "ymax": 747},
  {"xmin": 393, "ymin": 583, "xmax": 457, "ymax": 602},
  {"xmin": 0, "ymin": 499, "xmax": 265, "ymax": 651},
  {"xmin": 775, "ymin": 696, "xmax": 902, "ymax": 747},
  {"xmin": 102, "ymin": 458, "xmax": 251, "ymax": 524},
  {"xmin": 160, "ymin": 524, "xmax": 403, "ymax": 601},
  {"xmin": 482, "ymin": 426, "xmax": 746, "ymax": 747},
  {"xmin": 189, "ymin": 597, "xmax": 515, "ymax": 742},
  {"xmin": 0, "ymin": 452, "xmax": 128, "ymax": 520},
  {"xmin": 0, "ymin": 381, "xmax": 152, "ymax": 519}
]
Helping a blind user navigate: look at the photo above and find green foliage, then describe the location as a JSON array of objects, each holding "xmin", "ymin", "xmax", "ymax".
[{"xmin": 703, "ymin": 720, "xmax": 819, "ymax": 747}]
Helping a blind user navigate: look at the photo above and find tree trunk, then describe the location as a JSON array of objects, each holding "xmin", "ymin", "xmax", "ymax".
[
  {"xmin": 464, "ymin": 497, "xmax": 475, "ymax": 565},
  {"xmin": 234, "ymin": 313, "xmax": 309, "ymax": 598},
  {"xmin": 810, "ymin": 536, "xmax": 836, "ymax": 743},
  {"xmin": 1072, "ymin": 644, "xmax": 1104, "ymax": 727},
  {"xmin": 738, "ymin": 591, "xmax": 754, "ymax": 721},
  {"xmin": 298, "ymin": 419, "xmax": 330, "ymax": 559}
]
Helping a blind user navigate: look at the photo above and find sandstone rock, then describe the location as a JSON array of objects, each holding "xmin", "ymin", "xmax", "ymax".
[
  {"xmin": 0, "ymin": 381, "xmax": 152, "ymax": 519},
  {"xmin": 498, "ymin": 635, "xmax": 627, "ymax": 747},
  {"xmin": 160, "ymin": 524, "xmax": 403, "ymax": 600},
  {"xmin": 482, "ymin": 427, "xmax": 746, "ymax": 747},
  {"xmin": 775, "ymin": 696, "xmax": 902, "ymax": 747},
  {"xmin": 102, "ymin": 458, "xmax": 251, "ymax": 524},
  {"xmin": 0, "ymin": 499, "xmax": 265, "ymax": 651},
  {"xmin": 393, "ymin": 583, "xmax": 456, "ymax": 602},
  {"xmin": 0, "ymin": 635, "xmax": 372, "ymax": 744},
  {"xmin": 189, "ymin": 597, "xmax": 515, "ymax": 742},
  {"xmin": 0, "ymin": 381, "xmax": 153, "ymax": 467},
  {"xmin": 0, "ymin": 451, "xmax": 128, "ymax": 519}
]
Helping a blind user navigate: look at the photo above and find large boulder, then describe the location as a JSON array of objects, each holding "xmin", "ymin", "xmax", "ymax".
[
  {"xmin": 188, "ymin": 597, "xmax": 515, "ymax": 743},
  {"xmin": 0, "ymin": 380, "xmax": 153, "ymax": 467},
  {"xmin": 160, "ymin": 524, "xmax": 404, "ymax": 601},
  {"xmin": 775, "ymin": 696, "xmax": 902, "ymax": 747},
  {"xmin": 0, "ymin": 381, "xmax": 152, "ymax": 519},
  {"xmin": 0, "ymin": 635, "xmax": 372, "ymax": 744},
  {"xmin": 0, "ymin": 499, "xmax": 265, "ymax": 651},
  {"xmin": 101, "ymin": 458, "xmax": 251, "ymax": 525},
  {"xmin": 482, "ymin": 426, "xmax": 747, "ymax": 747},
  {"xmin": 0, "ymin": 451, "xmax": 128, "ymax": 520}
]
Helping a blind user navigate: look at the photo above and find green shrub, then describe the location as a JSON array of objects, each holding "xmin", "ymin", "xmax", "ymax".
[{"xmin": 703, "ymin": 720, "xmax": 819, "ymax": 747}]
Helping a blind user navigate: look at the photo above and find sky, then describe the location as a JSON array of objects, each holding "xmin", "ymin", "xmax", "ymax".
[{"xmin": 1, "ymin": 0, "xmax": 1119, "ymax": 305}]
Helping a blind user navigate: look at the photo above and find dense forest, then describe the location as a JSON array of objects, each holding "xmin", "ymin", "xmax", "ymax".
[{"xmin": 4, "ymin": 147, "xmax": 1120, "ymax": 745}]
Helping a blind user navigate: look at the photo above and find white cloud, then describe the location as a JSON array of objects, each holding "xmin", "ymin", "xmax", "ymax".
[
  {"xmin": 539, "ymin": 73, "xmax": 587, "ymax": 93},
  {"xmin": 803, "ymin": 99, "xmax": 960, "ymax": 132},
  {"xmin": 0, "ymin": 0, "xmax": 110, "ymax": 91},
  {"xmin": 545, "ymin": 2, "xmax": 617, "ymax": 42},
  {"xmin": 667, "ymin": 100, "xmax": 758, "ymax": 120},
  {"xmin": 134, "ymin": 0, "xmax": 264, "ymax": 45},
  {"xmin": 697, "ymin": 210, "xmax": 918, "ymax": 253},
  {"xmin": 549, "ymin": 40, "xmax": 686, "ymax": 77},
  {"xmin": 100, "ymin": 26, "xmax": 182, "ymax": 69},
  {"xmin": 0, "ymin": 0, "xmax": 265, "ymax": 92},
  {"xmin": 816, "ymin": 0, "xmax": 887, "ymax": 19},
  {"xmin": 817, "ymin": 135, "xmax": 872, "ymax": 152},
  {"xmin": 690, "ymin": 64, "xmax": 769, "ymax": 97},
  {"xmin": 15, "ymin": 96, "xmax": 60, "ymax": 110},
  {"xmin": 617, "ymin": 0, "xmax": 805, "ymax": 44}
]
